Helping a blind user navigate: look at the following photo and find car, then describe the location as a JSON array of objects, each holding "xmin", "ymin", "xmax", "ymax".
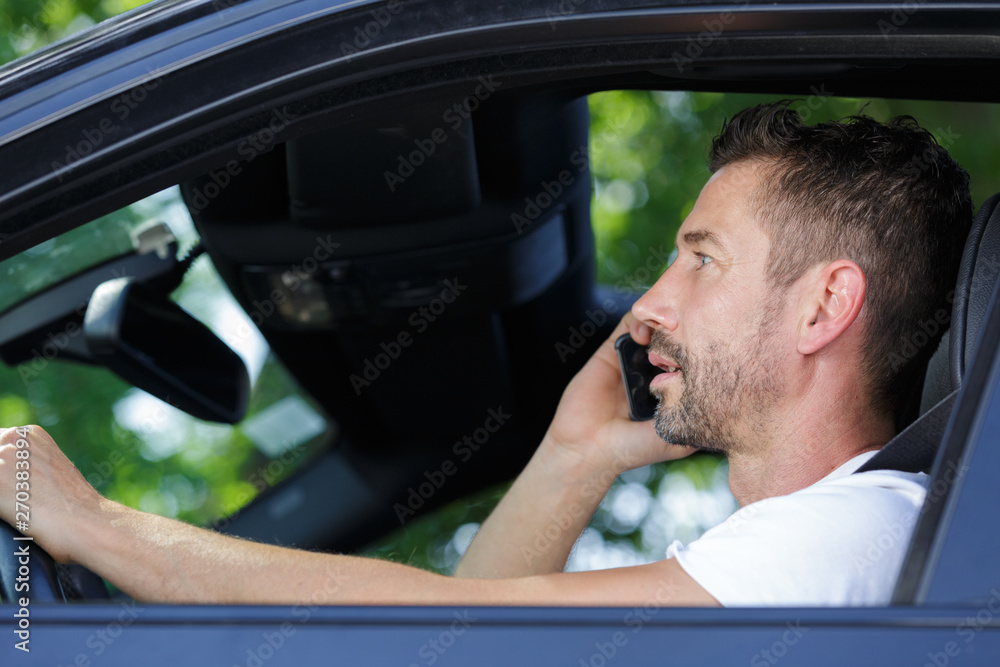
[{"xmin": 3, "ymin": 0, "xmax": 1000, "ymax": 663}]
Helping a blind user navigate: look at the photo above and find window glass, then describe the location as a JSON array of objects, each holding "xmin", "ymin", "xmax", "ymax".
[
  {"xmin": 0, "ymin": 187, "xmax": 331, "ymax": 527},
  {"xmin": 0, "ymin": 210, "xmax": 148, "ymax": 313}
]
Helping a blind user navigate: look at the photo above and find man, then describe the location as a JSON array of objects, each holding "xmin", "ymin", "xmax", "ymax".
[{"xmin": 0, "ymin": 101, "xmax": 973, "ymax": 606}]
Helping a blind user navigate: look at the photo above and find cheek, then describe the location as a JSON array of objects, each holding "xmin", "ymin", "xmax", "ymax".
[{"xmin": 702, "ymin": 284, "xmax": 759, "ymax": 340}]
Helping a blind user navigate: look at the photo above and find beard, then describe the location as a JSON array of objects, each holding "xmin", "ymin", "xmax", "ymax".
[{"xmin": 650, "ymin": 305, "xmax": 784, "ymax": 457}]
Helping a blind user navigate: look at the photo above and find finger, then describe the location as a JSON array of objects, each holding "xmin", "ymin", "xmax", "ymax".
[
  {"xmin": 626, "ymin": 315, "xmax": 652, "ymax": 346},
  {"xmin": 595, "ymin": 314, "xmax": 634, "ymax": 362},
  {"xmin": 631, "ymin": 425, "xmax": 698, "ymax": 464},
  {"xmin": 0, "ymin": 426, "xmax": 21, "ymax": 445}
]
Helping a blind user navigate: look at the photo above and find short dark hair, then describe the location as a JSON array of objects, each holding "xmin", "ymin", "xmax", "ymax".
[{"xmin": 709, "ymin": 100, "xmax": 973, "ymax": 416}]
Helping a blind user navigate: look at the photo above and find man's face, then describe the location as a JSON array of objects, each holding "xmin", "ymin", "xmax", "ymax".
[{"xmin": 631, "ymin": 162, "xmax": 789, "ymax": 456}]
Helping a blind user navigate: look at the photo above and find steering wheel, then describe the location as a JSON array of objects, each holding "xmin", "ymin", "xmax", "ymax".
[{"xmin": 0, "ymin": 520, "xmax": 109, "ymax": 602}]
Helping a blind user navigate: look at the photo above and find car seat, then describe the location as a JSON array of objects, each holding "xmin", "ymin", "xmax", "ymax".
[
  {"xmin": 857, "ymin": 192, "xmax": 1000, "ymax": 474},
  {"xmin": 855, "ymin": 193, "xmax": 1000, "ymax": 604}
]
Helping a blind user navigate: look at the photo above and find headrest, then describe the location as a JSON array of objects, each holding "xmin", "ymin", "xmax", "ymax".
[
  {"xmin": 864, "ymin": 194, "xmax": 1000, "ymax": 473},
  {"xmin": 950, "ymin": 192, "xmax": 1000, "ymax": 388}
]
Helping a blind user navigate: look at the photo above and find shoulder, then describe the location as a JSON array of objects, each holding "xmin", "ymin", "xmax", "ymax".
[
  {"xmin": 667, "ymin": 467, "xmax": 928, "ymax": 606},
  {"xmin": 773, "ymin": 466, "xmax": 928, "ymax": 522},
  {"xmin": 718, "ymin": 466, "xmax": 927, "ymax": 540}
]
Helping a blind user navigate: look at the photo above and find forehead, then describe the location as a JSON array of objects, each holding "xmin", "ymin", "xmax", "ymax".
[{"xmin": 675, "ymin": 162, "xmax": 768, "ymax": 252}]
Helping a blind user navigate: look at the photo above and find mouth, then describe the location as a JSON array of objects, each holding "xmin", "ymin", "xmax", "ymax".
[
  {"xmin": 648, "ymin": 351, "xmax": 682, "ymax": 374},
  {"xmin": 647, "ymin": 350, "xmax": 682, "ymax": 389}
]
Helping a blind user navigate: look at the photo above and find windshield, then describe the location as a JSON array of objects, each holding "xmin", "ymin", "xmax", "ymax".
[
  {"xmin": 0, "ymin": 190, "xmax": 198, "ymax": 313},
  {"xmin": 0, "ymin": 186, "xmax": 332, "ymax": 528}
]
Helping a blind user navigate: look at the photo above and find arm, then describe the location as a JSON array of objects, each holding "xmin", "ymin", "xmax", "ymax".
[
  {"xmin": 0, "ymin": 426, "xmax": 716, "ymax": 606},
  {"xmin": 454, "ymin": 314, "xmax": 695, "ymax": 579},
  {"xmin": 60, "ymin": 499, "xmax": 714, "ymax": 605},
  {"xmin": 451, "ymin": 435, "xmax": 617, "ymax": 579}
]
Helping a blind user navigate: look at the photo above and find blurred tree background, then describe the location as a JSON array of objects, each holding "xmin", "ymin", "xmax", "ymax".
[
  {"xmin": 0, "ymin": 0, "xmax": 145, "ymax": 63},
  {"xmin": 4, "ymin": 0, "xmax": 1000, "ymax": 576}
]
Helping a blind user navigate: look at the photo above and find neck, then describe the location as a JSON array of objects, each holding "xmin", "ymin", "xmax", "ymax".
[{"xmin": 725, "ymin": 382, "xmax": 894, "ymax": 507}]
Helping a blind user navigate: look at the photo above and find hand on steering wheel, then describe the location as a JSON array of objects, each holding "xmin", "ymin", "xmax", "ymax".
[
  {"xmin": 0, "ymin": 519, "xmax": 64, "ymax": 602},
  {"xmin": 0, "ymin": 426, "xmax": 109, "ymax": 602}
]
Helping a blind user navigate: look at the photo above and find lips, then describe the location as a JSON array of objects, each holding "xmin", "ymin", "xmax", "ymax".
[
  {"xmin": 647, "ymin": 350, "xmax": 682, "ymax": 390},
  {"xmin": 648, "ymin": 350, "xmax": 681, "ymax": 374}
]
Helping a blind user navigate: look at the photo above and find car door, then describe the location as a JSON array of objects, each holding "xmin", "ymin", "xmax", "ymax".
[{"xmin": 3, "ymin": 1, "xmax": 1000, "ymax": 664}]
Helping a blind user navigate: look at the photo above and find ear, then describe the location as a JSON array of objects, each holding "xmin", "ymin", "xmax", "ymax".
[{"xmin": 796, "ymin": 260, "xmax": 866, "ymax": 355}]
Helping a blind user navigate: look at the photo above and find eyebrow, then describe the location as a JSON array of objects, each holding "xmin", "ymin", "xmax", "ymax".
[{"xmin": 680, "ymin": 229, "xmax": 729, "ymax": 252}]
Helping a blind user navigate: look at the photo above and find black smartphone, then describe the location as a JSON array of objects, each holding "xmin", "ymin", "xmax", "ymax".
[{"xmin": 614, "ymin": 333, "xmax": 660, "ymax": 421}]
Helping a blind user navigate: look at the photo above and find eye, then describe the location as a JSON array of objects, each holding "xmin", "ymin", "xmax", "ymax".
[
  {"xmin": 695, "ymin": 251, "xmax": 714, "ymax": 267},
  {"xmin": 666, "ymin": 247, "xmax": 678, "ymax": 268}
]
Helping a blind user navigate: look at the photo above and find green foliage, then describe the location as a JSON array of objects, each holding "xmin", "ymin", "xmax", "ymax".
[
  {"xmin": 590, "ymin": 90, "xmax": 1000, "ymax": 296},
  {"xmin": 0, "ymin": 184, "xmax": 329, "ymax": 531},
  {"xmin": 0, "ymin": 206, "xmax": 144, "ymax": 312},
  {"xmin": 0, "ymin": 258, "xmax": 325, "ymax": 530},
  {"xmin": 0, "ymin": 0, "xmax": 152, "ymax": 64},
  {"xmin": 364, "ymin": 483, "xmax": 511, "ymax": 573}
]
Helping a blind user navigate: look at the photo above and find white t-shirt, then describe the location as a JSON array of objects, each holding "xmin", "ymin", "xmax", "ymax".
[{"xmin": 665, "ymin": 450, "xmax": 928, "ymax": 606}]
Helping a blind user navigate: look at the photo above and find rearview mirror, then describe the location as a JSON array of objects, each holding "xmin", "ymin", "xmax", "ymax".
[{"xmin": 84, "ymin": 277, "xmax": 249, "ymax": 424}]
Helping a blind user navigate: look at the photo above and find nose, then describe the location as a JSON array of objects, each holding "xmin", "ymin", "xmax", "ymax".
[{"xmin": 631, "ymin": 264, "xmax": 679, "ymax": 333}]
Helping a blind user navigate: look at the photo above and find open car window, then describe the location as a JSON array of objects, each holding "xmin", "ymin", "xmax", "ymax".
[
  {"xmin": 3, "ymin": 89, "xmax": 999, "ymax": 581},
  {"xmin": 360, "ymin": 90, "xmax": 1000, "ymax": 577}
]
